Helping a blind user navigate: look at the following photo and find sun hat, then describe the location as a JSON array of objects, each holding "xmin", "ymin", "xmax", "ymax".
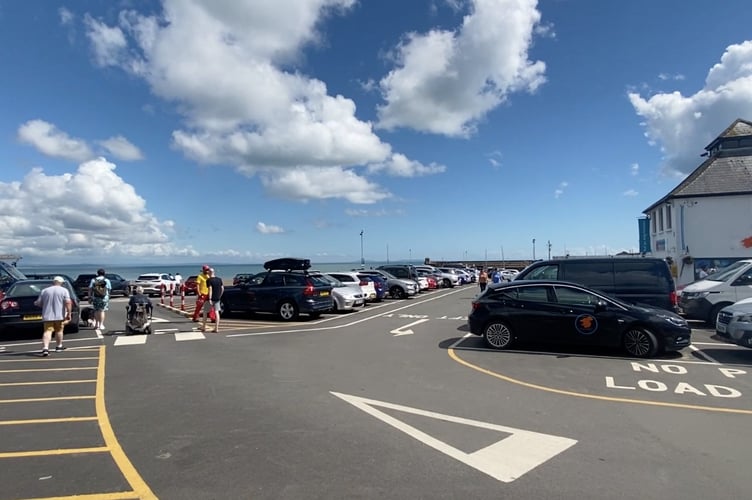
[
  {"xmin": 202, "ymin": 265, "xmax": 210, "ymax": 271},
  {"xmin": 53, "ymin": 276, "xmax": 65, "ymax": 283}
]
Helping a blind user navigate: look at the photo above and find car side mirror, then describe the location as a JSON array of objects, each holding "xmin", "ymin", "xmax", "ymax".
[{"xmin": 594, "ymin": 300, "xmax": 608, "ymax": 313}]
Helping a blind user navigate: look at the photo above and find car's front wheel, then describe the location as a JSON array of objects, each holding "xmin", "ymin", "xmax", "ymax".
[
  {"xmin": 278, "ymin": 300, "xmax": 299, "ymax": 321},
  {"xmin": 483, "ymin": 320, "xmax": 514, "ymax": 350},
  {"xmin": 390, "ymin": 286, "xmax": 406, "ymax": 299},
  {"xmin": 622, "ymin": 327, "xmax": 659, "ymax": 358}
]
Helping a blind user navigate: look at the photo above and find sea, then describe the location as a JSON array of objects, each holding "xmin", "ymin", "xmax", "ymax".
[{"xmin": 18, "ymin": 261, "xmax": 424, "ymax": 282}]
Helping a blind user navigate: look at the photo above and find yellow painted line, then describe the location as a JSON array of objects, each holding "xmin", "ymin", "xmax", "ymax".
[
  {"xmin": 0, "ymin": 395, "xmax": 94, "ymax": 404},
  {"xmin": 0, "ymin": 357, "xmax": 100, "ymax": 363},
  {"xmin": 0, "ymin": 367, "xmax": 97, "ymax": 373},
  {"xmin": 0, "ymin": 446, "xmax": 108, "ymax": 458},
  {"xmin": 448, "ymin": 347, "xmax": 752, "ymax": 415},
  {"xmin": 21, "ymin": 492, "xmax": 140, "ymax": 500},
  {"xmin": 0, "ymin": 416, "xmax": 97, "ymax": 426},
  {"xmin": 95, "ymin": 346, "xmax": 158, "ymax": 499},
  {"xmin": 0, "ymin": 379, "xmax": 96, "ymax": 387}
]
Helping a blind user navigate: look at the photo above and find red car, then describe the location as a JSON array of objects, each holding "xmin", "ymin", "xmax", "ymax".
[{"xmin": 183, "ymin": 275, "xmax": 198, "ymax": 295}]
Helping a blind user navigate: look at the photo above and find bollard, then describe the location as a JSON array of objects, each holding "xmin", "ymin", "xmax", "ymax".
[
  {"xmin": 160, "ymin": 283, "xmax": 165, "ymax": 305},
  {"xmin": 180, "ymin": 284, "xmax": 186, "ymax": 311},
  {"xmin": 169, "ymin": 283, "xmax": 174, "ymax": 308}
]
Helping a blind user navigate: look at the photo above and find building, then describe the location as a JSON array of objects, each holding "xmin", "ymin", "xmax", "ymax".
[{"xmin": 642, "ymin": 118, "xmax": 752, "ymax": 287}]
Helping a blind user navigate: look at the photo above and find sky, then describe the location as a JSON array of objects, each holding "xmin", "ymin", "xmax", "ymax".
[{"xmin": 2, "ymin": 0, "xmax": 752, "ymax": 266}]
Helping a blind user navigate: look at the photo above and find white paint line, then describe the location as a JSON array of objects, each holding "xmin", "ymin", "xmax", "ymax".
[
  {"xmin": 174, "ymin": 331, "xmax": 205, "ymax": 341},
  {"xmin": 689, "ymin": 345, "xmax": 721, "ymax": 364},
  {"xmin": 0, "ymin": 336, "xmax": 102, "ymax": 349},
  {"xmin": 331, "ymin": 391, "xmax": 577, "ymax": 483},
  {"xmin": 390, "ymin": 318, "xmax": 430, "ymax": 336},
  {"xmin": 691, "ymin": 341, "xmax": 738, "ymax": 347},
  {"xmin": 228, "ymin": 287, "xmax": 468, "ymax": 338},
  {"xmin": 113, "ymin": 336, "xmax": 148, "ymax": 346}
]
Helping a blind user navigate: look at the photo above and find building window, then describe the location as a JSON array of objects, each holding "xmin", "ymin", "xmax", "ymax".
[
  {"xmin": 651, "ymin": 211, "xmax": 656, "ymax": 233},
  {"xmin": 658, "ymin": 207, "xmax": 664, "ymax": 232},
  {"xmin": 665, "ymin": 204, "xmax": 672, "ymax": 230}
]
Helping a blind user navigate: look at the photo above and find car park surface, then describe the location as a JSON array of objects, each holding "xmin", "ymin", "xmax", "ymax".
[{"xmin": 2, "ymin": 285, "xmax": 752, "ymax": 499}]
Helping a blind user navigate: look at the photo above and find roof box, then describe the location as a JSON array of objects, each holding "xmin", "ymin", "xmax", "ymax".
[{"xmin": 263, "ymin": 258, "xmax": 311, "ymax": 271}]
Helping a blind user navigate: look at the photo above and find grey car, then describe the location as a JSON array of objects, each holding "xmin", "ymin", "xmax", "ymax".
[
  {"xmin": 357, "ymin": 269, "xmax": 418, "ymax": 299},
  {"xmin": 715, "ymin": 299, "xmax": 752, "ymax": 348}
]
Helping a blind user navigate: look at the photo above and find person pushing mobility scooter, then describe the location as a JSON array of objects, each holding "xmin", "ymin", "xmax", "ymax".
[{"xmin": 125, "ymin": 286, "xmax": 154, "ymax": 335}]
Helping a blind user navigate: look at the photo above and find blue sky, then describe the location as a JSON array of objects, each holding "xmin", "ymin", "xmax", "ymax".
[{"xmin": 2, "ymin": 0, "xmax": 752, "ymax": 265}]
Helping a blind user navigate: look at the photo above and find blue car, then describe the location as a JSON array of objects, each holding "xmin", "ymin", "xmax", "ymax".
[{"xmin": 359, "ymin": 274, "xmax": 387, "ymax": 301}]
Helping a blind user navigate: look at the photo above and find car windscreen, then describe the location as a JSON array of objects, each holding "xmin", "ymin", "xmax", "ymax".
[
  {"xmin": 705, "ymin": 261, "xmax": 750, "ymax": 282},
  {"xmin": 378, "ymin": 271, "xmax": 397, "ymax": 280},
  {"xmin": 136, "ymin": 274, "xmax": 159, "ymax": 280}
]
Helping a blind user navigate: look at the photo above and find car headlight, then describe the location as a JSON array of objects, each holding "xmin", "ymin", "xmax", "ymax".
[
  {"xmin": 657, "ymin": 314, "xmax": 688, "ymax": 327},
  {"xmin": 736, "ymin": 314, "xmax": 752, "ymax": 323}
]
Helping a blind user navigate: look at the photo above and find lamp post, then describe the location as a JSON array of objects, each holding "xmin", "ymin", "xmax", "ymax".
[
  {"xmin": 360, "ymin": 230, "xmax": 364, "ymax": 268},
  {"xmin": 532, "ymin": 238, "xmax": 536, "ymax": 260},
  {"xmin": 547, "ymin": 240, "xmax": 552, "ymax": 260},
  {"xmin": 409, "ymin": 248, "xmax": 412, "ymax": 262}
]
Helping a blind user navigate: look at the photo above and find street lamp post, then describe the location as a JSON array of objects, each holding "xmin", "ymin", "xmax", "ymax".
[
  {"xmin": 532, "ymin": 238, "xmax": 536, "ymax": 260},
  {"xmin": 360, "ymin": 230, "xmax": 364, "ymax": 268},
  {"xmin": 547, "ymin": 240, "xmax": 552, "ymax": 260},
  {"xmin": 409, "ymin": 248, "xmax": 412, "ymax": 262}
]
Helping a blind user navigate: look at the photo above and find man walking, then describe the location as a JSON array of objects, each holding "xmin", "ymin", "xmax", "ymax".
[
  {"xmin": 478, "ymin": 268, "xmax": 488, "ymax": 292},
  {"xmin": 192, "ymin": 265, "xmax": 211, "ymax": 322},
  {"xmin": 34, "ymin": 276, "xmax": 72, "ymax": 356},
  {"xmin": 88, "ymin": 268, "xmax": 111, "ymax": 332},
  {"xmin": 202, "ymin": 268, "xmax": 224, "ymax": 333}
]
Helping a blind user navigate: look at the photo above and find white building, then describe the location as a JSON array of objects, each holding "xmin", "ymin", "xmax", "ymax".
[{"xmin": 642, "ymin": 118, "xmax": 752, "ymax": 287}]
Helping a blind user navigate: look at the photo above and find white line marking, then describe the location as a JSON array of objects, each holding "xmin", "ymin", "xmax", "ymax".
[
  {"xmin": 228, "ymin": 287, "xmax": 467, "ymax": 338},
  {"xmin": 390, "ymin": 318, "xmax": 430, "ymax": 336},
  {"xmin": 331, "ymin": 391, "xmax": 577, "ymax": 483},
  {"xmin": 175, "ymin": 331, "xmax": 205, "ymax": 341},
  {"xmin": 0, "ymin": 336, "xmax": 101, "ymax": 349},
  {"xmin": 689, "ymin": 345, "xmax": 721, "ymax": 364},
  {"xmin": 113, "ymin": 336, "xmax": 148, "ymax": 346}
]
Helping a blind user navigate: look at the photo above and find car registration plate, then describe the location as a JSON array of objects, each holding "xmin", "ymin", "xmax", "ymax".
[
  {"xmin": 716, "ymin": 322, "xmax": 727, "ymax": 334},
  {"xmin": 320, "ymin": 291, "xmax": 330, "ymax": 296},
  {"xmin": 23, "ymin": 315, "xmax": 43, "ymax": 321}
]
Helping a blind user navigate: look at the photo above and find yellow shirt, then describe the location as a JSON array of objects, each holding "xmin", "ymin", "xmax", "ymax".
[{"xmin": 196, "ymin": 272, "xmax": 209, "ymax": 296}]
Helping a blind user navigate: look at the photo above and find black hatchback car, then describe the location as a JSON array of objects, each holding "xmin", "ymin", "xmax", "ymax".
[
  {"xmin": 73, "ymin": 273, "xmax": 130, "ymax": 298},
  {"xmin": 0, "ymin": 279, "xmax": 80, "ymax": 334},
  {"xmin": 221, "ymin": 258, "xmax": 333, "ymax": 321},
  {"xmin": 468, "ymin": 280, "xmax": 691, "ymax": 358}
]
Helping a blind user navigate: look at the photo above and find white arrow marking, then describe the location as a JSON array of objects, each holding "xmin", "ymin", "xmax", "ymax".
[
  {"xmin": 331, "ymin": 392, "xmax": 577, "ymax": 483},
  {"xmin": 390, "ymin": 318, "xmax": 429, "ymax": 336}
]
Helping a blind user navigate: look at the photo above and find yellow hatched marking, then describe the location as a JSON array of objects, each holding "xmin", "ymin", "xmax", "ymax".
[
  {"xmin": 0, "ymin": 379, "xmax": 96, "ymax": 387},
  {"xmin": 0, "ymin": 367, "xmax": 97, "ymax": 373},
  {"xmin": 0, "ymin": 416, "xmax": 98, "ymax": 426},
  {"xmin": 0, "ymin": 395, "xmax": 94, "ymax": 404},
  {"xmin": 17, "ymin": 491, "xmax": 140, "ymax": 500},
  {"xmin": 0, "ymin": 446, "xmax": 108, "ymax": 458},
  {"xmin": 0, "ymin": 357, "xmax": 99, "ymax": 363}
]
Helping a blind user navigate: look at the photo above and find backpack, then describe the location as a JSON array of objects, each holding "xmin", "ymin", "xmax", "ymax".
[{"xmin": 92, "ymin": 278, "xmax": 108, "ymax": 298}]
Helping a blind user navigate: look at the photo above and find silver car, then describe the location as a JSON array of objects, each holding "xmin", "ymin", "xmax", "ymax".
[{"xmin": 716, "ymin": 299, "xmax": 752, "ymax": 348}]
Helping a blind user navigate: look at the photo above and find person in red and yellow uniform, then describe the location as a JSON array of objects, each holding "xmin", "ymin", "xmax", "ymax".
[{"xmin": 192, "ymin": 265, "xmax": 211, "ymax": 322}]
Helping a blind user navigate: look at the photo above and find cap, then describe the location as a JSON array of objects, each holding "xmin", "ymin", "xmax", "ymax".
[
  {"xmin": 202, "ymin": 265, "xmax": 210, "ymax": 271},
  {"xmin": 53, "ymin": 276, "xmax": 65, "ymax": 283}
]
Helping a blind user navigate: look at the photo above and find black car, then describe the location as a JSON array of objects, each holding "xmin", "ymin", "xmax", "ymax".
[
  {"xmin": 73, "ymin": 273, "xmax": 130, "ymax": 298},
  {"xmin": 514, "ymin": 256, "xmax": 678, "ymax": 312},
  {"xmin": 23, "ymin": 273, "xmax": 77, "ymax": 288},
  {"xmin": 468, "ymin": 280, "xmax": 691, "ymax": 358},
  {"xmin": 0, "ymin": 279, "xmax": 80, "ymax": 334},
  {"xmin": 0, "ymin": 261, "xmax": 27, "ymax": 297},
  {"xmin": 220, "ymin": 258, "xmax": 333, "ymax": 321}
]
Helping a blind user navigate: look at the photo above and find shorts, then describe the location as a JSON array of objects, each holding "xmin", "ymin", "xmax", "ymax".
[
  {"xmin": 203, "ymin": 300, "xmax": 221, "ymax": 313},
  {"xmin": 43, "ymin": 320, "xmax": 65, "ymax": 332},
  {"xmin": 91, "ymin": 296, "xmax": 110, "ymax": 312}
]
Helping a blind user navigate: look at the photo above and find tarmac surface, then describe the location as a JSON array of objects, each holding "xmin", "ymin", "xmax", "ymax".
[{"xmin": 1, "ymin": 288, "xmax": 751, "ymax": 499}]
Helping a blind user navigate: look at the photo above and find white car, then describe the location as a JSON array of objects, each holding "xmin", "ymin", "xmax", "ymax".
[
  {"xmin": 327, "ymin": 272, "xmax": 378, "ymax": 302},
  {"xmin": 500, "ymin": 269, "xmax": 519, "ymax": 281},
  {"xmin": 314, "ymin": 274, "xmax": 364, "ymax": 311},
  {"xmin": 131, "ymin": 273, "xmax": 179, "ymax": 296}
]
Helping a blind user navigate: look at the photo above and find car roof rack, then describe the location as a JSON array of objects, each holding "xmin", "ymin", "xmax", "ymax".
[{"xmin": 263, "ymin": 258, "xmax": 311, "ymax": 272}]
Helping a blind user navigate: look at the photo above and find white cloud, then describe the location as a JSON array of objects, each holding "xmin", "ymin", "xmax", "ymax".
[
  {"xmin": 344, "ymin": 208, "xmax": 405, "ymax": 217},
  {"xmin": 658, "ymin": 73, "xmax": 685, "ymax": 81},
  {"xmin": 0, "ymin": 158, "xmax": 181, "ymax": 260},
  {"xmin": 629, "ymin": 40, "xmax": 752, "ymax": 175},
  {"xmin": 59, "ymin": 7, "xmax": 74, "ymax": 25},
  {"xmin": 81, "ymin": 0, "xmax": 441, "ymax": 204},
  {"xmin": 98, "ymin": 135, "xmax": 144, "ymax": 161},
  {"xmin": 630, "ymin": 163, "xmax": 639, "ymax": 176},
  {"xmin": 623, "ymin": 189, "xmax": 639, "ymax": 197},
  {"xmin": 377, "ymin": 0, "xmax": 546, "ymax": 136},
  {"xmin": 367, "ymin": 153, "xmax": 446, "ymax": 177},
  {"xmin": 18, "ymin": 120, "xmax": 93, "ymax": 162},
  {"xmin": 554, "ymin": 180, "xmax": 568, "ymax": 199},
  {"xmin": 256, "ymin": 222, "xmax": 285, "ymax": 234}
]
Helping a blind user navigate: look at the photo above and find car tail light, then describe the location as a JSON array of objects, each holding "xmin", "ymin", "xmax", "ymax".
[
  {"xmin": 303, "ymin": 280, "xmax": 315, "ymax": 296},
  {"xmin": 1, "ymin": 299, "xmax": 19, "ymax": 310},
  {"xmin": 670, "ymin": 290, "xmax": 678, "ymax": 306},
  {"xmin": 471, "ymin": 301, "xmax": 481, "ymax": 311},
  {"xmin": 359, "ymin": 279, "xmax": 369, "ymax": 286}
]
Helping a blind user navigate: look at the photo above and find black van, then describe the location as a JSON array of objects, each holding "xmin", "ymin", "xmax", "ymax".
[{"xmin": 514, "ymin": 257, "xmax": 677, "ymax": 312}]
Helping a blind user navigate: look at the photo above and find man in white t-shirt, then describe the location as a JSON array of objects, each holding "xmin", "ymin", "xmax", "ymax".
[{"xmin": 34, "ymin": 276, "xmax": 72, "ymax": 357}]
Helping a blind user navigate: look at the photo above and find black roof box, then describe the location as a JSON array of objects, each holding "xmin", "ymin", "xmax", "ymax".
[{"xmin": 263, "ymin": 258, "xmax": 311, "ymax": 271}]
